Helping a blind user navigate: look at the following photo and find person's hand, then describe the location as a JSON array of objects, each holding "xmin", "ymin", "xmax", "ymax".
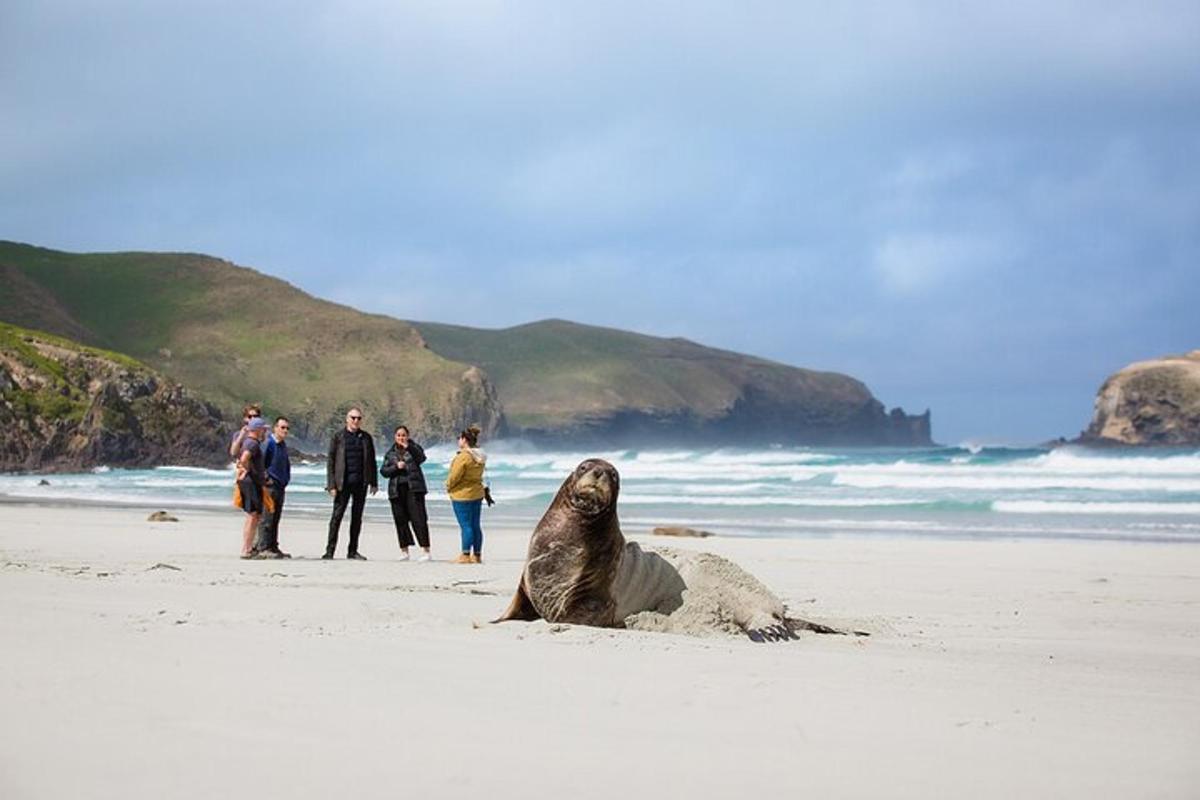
[
  {"xmin": 369, "ymin": 486, "xmax": 378, "ymax": 496},
  {"xmin": 327, "ymin": 488, "xmax": 336, "ymax": 497}
]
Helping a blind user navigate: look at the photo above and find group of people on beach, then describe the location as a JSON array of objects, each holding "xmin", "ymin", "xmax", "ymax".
[{"xmin": 230, "ymin": 404, "xmax": 490, "ymax": 564}]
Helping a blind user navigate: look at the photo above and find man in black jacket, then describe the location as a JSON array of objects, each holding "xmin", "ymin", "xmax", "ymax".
[{"xmin": 323, "ymin": 407, "xmax": 377, "ymax": 560}]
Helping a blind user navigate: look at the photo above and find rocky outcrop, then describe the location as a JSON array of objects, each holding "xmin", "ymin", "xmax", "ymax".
[
  {"xmin": 0, "ymin": 325, "xmax": 229, "ymax": 472},
  {"xmin": 0, "ymin": 241, "xmax": 507, "ymax": 450},
  {"xmin": 1079, "ymin": 351, "xmax": 1200, "ymax": 446}
]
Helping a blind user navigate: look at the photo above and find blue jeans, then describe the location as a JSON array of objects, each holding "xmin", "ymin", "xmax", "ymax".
[{"xmin": 451, "ymin": 499, "xmax": 483, "ymax": 555}]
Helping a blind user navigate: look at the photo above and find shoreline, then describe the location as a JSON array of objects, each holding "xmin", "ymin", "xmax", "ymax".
[
  {"xmin": 3, "ymin": 492, "xmax": 1199, "ymax": 547},
  {"xmin": 2, "ymin": 503, "xmax": 1199, "ymax": 797}
]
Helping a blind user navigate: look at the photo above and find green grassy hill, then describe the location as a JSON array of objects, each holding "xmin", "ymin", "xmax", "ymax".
[
  {"xmin": 416, "ymin": 319, "xmax": 931, "ymax": 445},
  {"xmin": 0, "ymin": 242, "xmax": 502, "ymax": 445},
  {"xmin": 0, "ymin": 241, "xmax": 932, "ymax": 448}
]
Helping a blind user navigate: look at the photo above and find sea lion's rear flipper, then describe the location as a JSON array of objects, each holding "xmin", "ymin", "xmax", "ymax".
[
  {"xmin": 745, "ymin": 617, "xmax": 871, "ymax": 641},
  {"xmin": 787, "ymin": 618, "xmax": 846, "ymax": 636},
  {"xmin": 747, "ymin": 625, "xmax": 800, "ymax": 643},
  {"xmin": 493, "ymin": 580, "xmax": 540, "ymax": 623}
]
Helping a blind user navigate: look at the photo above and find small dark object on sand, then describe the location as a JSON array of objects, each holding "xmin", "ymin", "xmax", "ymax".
[
  {"xmin": 147, "ymin": 511, "xmax": 179, "ymax": 522},
  {"xmin": 653, "ymin": 526, "xmax": 714, "ymax": 538},
  {"xmin": 38, "ymin": 479, "xmax": 51, "ymax": 486}
]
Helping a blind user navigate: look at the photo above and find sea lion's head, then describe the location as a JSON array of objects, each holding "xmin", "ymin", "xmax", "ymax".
[{"xmin": 566, "ymin": 458, "xmax": 620, "ymax": 517}]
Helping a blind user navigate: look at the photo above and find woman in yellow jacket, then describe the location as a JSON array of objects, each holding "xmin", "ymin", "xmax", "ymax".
[{"xmin": 446, "ymin": 424, "xmax": 487, "ymax": 563}]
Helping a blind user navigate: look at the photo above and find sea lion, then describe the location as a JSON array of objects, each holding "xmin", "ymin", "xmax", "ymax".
[
  {"xmin": 496, "ymin": 459, "xmax": 858, "ymax": 641},
  {"xmin": 497, "ymin": 458, "xmax": 625, "ymax": 626}
]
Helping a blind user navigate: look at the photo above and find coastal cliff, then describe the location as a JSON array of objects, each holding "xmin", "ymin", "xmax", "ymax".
[
  {"xmin": 0, "ymin": 324, "xmax": 228, "ymax": 472},
  {"xmin": 1080, "ymin": 351, "xmax": 1200, "ymax": 446},
  {"xmin": 1, "ymin": 242, "xmax": 933, "ymax": 449},
  {"xmin": 416, "ymin": 319, "xmax": 933, "ymax": 446}
]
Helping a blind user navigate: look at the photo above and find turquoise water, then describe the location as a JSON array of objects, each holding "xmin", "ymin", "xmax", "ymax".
[{"xmin": 3, "ymin": 445, "xmax": 1199, "ymax": 543}]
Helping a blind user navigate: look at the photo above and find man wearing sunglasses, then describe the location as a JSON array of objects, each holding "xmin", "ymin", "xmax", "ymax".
[{"xmin": 323, "ymin": 407, "xmax": 378, "ymax": 560}]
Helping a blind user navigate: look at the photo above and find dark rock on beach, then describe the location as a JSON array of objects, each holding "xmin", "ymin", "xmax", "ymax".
[{"xmin": 653, "ymin": 526, "xmax": 715, "ymax": 538}]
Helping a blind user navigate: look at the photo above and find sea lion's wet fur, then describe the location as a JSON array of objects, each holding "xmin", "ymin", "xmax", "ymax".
[{"xmin": 498, "ymin": 459, "xmax": 626, "ymax": 626}]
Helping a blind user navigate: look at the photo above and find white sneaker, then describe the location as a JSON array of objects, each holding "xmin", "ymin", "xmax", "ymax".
[
  {"xmin": 418, "ymin": 553, "xmax": 432, "ymax": 562},
  {"xmin": 398, "ymin": 551, "xmax": 411, "ymax": 561}
]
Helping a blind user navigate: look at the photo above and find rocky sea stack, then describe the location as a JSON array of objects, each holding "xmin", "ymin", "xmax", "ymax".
[
  {"xmin": 1080, "ymin": 351, "xmax": 1200, "ymax": 446},
  {"xmin": 0, "ymin": 324, "xmax": 228, "ymax": 472}
]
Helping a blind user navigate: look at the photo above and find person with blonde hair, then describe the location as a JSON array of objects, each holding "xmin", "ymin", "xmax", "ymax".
[{"xmin": 445, "ymin": 424, "xmax": 487, "ymax": 563}]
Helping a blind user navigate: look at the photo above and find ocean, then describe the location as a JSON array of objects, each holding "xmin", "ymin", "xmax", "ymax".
[{"xmin": 2, "ymin": 445, "xmax": 1199, "ymax": 544}]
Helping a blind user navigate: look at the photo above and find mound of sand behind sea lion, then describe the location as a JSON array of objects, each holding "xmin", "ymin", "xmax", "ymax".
[
  {"xmin": 495, "ymin": 458, "xmax": 857, "ymax": 641},
  {"xmin": 613, "ymin": 543, "xmax": 847, "ymax": 641}
]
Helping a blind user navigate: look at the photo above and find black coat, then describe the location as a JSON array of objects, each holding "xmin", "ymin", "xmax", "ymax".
[
  {"xmin": 326, "ymin": 428, "xmax": 378, "ymax": 491},
  {"xmin": 380, "ymin": 440, "xmax": 428, "ymax": 497}
]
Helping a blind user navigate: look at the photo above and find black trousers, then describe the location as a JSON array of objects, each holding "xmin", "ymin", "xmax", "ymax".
[
  {"xmin": 389, "ymin": 488, "xmax": 430, "ymax": 549},
  {"xmin": 254, "ymin": 483, "xmax": 286, "ymax": 552},
  {"xmin": 326, "ymin": 482, "xmax": 367, "ymax": 556}
]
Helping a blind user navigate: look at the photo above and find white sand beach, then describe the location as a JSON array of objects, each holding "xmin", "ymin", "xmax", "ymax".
[{"xmin": 1, "ymin": 502, "xmax": 1198, "ymax": 799}]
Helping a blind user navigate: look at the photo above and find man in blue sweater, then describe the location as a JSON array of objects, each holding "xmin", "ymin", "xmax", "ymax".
[{"xmin": 254, "ymin": 416, "xmax": 293, "ymax": 559}]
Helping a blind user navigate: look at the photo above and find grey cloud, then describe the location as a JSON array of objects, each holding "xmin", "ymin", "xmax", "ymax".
[{"xmin": 2, "ymin": 2, "xmax": 1198, "ymax": 442}]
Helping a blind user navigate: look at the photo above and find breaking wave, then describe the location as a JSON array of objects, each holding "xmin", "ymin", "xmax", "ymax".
[{"xmin": 3, "ymin": 443, "xmax": 1199, "ymax": 543}]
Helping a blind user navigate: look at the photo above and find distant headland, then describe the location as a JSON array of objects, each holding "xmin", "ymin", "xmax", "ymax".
[{"xmin": 0, "ymin": 240, "xmax": 932, "ymax": 469}]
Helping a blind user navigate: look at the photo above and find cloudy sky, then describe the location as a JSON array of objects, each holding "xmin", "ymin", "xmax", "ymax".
[{"xmin": 3, "ymin": 2, "xmax": 1197, "ymax": 443}]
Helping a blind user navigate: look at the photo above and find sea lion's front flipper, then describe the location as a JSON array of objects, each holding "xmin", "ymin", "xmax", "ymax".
[{"xmin": 493, "ymin": 579, "xmax": 540, "ymax": 623}]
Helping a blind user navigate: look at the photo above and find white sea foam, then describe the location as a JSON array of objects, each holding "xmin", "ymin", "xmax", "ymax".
[
  {"xmin": 5, "ymin": 444, "xmax": 1200, "ymax": 543},
  {"xmin": 994, "ymin": 500, "xmax": 1200, "ymax": 515},
  {"xmin": 832, "ymin": 472, "xmax": 1200, "ymax": 492},
  {"xmin": 1029, "ymin": 448, "xmax": 1200, "ymax": 475},
  {"xmin": 619, "ymin": 494, "xmax": 927, "ymax": 507}
]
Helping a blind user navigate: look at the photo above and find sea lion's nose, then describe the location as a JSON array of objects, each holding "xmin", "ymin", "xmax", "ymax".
[{"xmin": 591, "ymin": 468, "xmax": 604, "ymax": 481}]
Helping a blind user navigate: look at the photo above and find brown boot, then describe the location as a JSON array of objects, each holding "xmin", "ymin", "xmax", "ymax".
[
  {"xmin": 453, "ymin": 553, "xmax": 473, "ymax": 564},
  {"xmin": 470, "ymin": 553, "xmax": 482, "ymax": 564}
]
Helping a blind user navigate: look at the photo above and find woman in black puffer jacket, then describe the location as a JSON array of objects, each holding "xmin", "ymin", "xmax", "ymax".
[{"xmin": 379, "ymin": 426, "xmax": 432, "ymax": 561}]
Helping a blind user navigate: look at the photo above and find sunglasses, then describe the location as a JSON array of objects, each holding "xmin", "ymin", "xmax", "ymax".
[{"xmin": 349, "ymin": 415, "xmax": 362, "ymax": 420}]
